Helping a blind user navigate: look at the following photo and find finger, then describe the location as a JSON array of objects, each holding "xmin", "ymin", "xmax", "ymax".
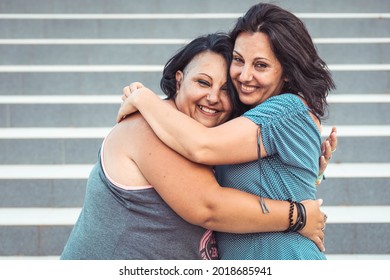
[
  {"xmin": 324, "ymin": 140, "xmax": 332, "ymax": 160},
  {"xmin": 116, "ymin": 112, "xmax": 122, "ymax": 123},
  {"xmin": 329, "ymin": 126, "xmax": 337, "ymax": 152},
  {"xmin": 318, "ymin": 155, "xmax": 328, "ymax": 175},
  {"xmin": 321, "ymin": 140, "xmax": 326, "ymax": 155},
  {"xmin": 129, "ymin": 82, "xmax": 144, "ymax": 92},
  {"xmin": 116, "ymin": 107, "xmax": 126, "ymax": 123},
  {"xmin": 319, "ymin": 229, "xmax": 325, "ymax": 242},
  {"xmin": 313, "ymin": 236, "xmax": 325, "ymax": 252},
  {"xmin": 121, "ymin": 94, "xmax": 127, "ymax": 102},
  {"xmin": 117, "ymin": 114, "xmax": 126, "ymax": 123},
  {"xmin": 122, "ymin": 86, "xmax": 131, "ymax": 97}
]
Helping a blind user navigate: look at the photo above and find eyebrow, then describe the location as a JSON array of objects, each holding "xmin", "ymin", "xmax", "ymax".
[
  {"xmin": 198, "ymin": 73, "xmax": 213, "ymax": 80},
  {"xmin": 233, "ymin": 50, "xmax": 271, "ymax": 62}
]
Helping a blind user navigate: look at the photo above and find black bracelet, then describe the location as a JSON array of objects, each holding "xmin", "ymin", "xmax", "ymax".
[
  {"xmin": 298, "ymin": 202, "xmax": 307, "ymax": 230},
  {"xmin": 284, "ymin": 199, "xmax": 295, "ymax": 232},
  {"xmin": 285, "ymin": 200, "xmax": 307, "ymax": 232},
  {"xmin": 291, "ymin": 202, "xmax": 306, "ymax": 232}
]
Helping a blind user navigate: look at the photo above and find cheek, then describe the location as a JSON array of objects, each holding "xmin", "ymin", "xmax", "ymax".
[
  {"xmin": 270, "ymin": 75, "xmax": 285, "ymax": 91},
  {"xmin": 254, "ymin": 73, "xmax": 277, "ymax": 88},
  {"xmin": 221, "ymin": 96, "xmax": 233, "ymax": 115},
  {"xmin": 174, "ymin": 91, "xmax": 190, "ymax": 115},
  {"xmin": 229, "ymin": 65, "xmax": 240, "ymax": 80}
]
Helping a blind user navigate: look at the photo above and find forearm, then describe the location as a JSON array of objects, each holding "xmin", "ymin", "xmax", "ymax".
[
  {"xmin": 198, "ymin": 189, "xmax": 291, "ymax": 233},
  {"xmin": 150, "ymin": 173, "xmax": 291, "ymax": 233},
  {"xmin": 196, "ymin": 189, "xmax": 324, "ymax": 251}
]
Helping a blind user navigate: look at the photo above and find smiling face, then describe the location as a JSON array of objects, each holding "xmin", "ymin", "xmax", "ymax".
[
  {"xmin": 230, "ymin": 32, "xmax": 286, "ymax": 107},
  {"xmin": 174, "ymin": 51, "xmax": 233, "ymax": 127}
]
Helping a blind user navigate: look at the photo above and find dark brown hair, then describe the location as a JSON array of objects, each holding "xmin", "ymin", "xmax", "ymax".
[
  {"xmin": 230, "ymin": 3, "xmax": 335, "ymax": 118},
  {"xmin": 160, "ymin": 33, "xmax": 242, "ymax": 118}
]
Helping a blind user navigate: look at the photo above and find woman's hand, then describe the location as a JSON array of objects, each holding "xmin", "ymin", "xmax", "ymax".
[
  {"xmin": 318, "ymin": 126, "xmax": 338, "ymax": 176},
  {"xmin": 116, "ymin": 82, "xmax": 145, "ymax": 123},
  {"xmin": 298, "ymin": 199, "xmax": 326, "ymax": 252}
]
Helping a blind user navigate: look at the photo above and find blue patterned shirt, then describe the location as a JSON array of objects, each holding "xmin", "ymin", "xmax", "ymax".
[{"xmin": 215, "ymin": 93, "xmax": 326, "ymax": 260}]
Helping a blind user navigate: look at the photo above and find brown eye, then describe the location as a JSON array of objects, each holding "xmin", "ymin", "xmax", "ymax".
[
  {"xmin": 233, "ymin": 56, "xmax": 244, "ymax": 64},
  {"xmin": 255, "ymin": 62, "xmax": 268, "ymax": 69}
]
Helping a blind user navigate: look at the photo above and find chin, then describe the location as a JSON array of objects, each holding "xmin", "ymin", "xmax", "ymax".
[
  {"xmin": 239, "ymin": 98, "xmax": 255, "ymax": 106},
  {"xmin": 204, "ymin": 123, "xmax": 217, "ymax": 128}
]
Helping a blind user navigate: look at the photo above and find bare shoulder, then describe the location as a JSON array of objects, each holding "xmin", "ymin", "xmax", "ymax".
[
  {"xmin": 109, "ymin": 112, "xmax": 162, "ymax": 153},
  {"xmin": 101, "ymin": 113, "xmax": 155, "ymax": 186}
]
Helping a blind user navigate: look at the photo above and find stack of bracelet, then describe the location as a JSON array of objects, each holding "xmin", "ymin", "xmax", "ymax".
[{"xmin": 285, "ymin": 199, "xmax": 307, "ymax": 232}]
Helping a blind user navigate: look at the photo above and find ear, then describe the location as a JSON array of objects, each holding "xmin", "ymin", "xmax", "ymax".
[{"xmin": 175, "ymin": 70, "xmax": 184, "ymax": 92}]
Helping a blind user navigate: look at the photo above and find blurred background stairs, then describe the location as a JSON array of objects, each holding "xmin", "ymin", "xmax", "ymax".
[{"xmin": 0, "ymin": 0, "xmax": 389, "ymax": 259}]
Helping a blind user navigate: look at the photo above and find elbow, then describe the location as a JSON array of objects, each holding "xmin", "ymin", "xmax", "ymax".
[
  {"xmin": 186, "ymin": 202, "xmax": 219, "ymax": 229},
  {"xmin": 186, "ymin": 145, "xmax": 214, "ymax": 165}
]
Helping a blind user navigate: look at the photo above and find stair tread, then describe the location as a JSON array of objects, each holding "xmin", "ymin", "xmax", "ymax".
[
  {"xmin": 0, "ymin": 206, "xmax": 389, "ymax": 225},
  {"xmin": 1, "ymin": 125, "xmax": 390, "ymax": 138}
]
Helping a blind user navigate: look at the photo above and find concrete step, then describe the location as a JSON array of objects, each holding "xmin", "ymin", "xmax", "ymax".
[
  {"xmin": 0, "ymin": 162, "xmax": 388, "ymax": 179},
  {"xmin": 0, "ymin": 103, "xmax": 119, "ymax": 127},
  {"xmin": 0, "ymin": 163, "xmax": 389, "ymax": 210},
  {"xmin": 0, "ymin": 179, "xmax": 86, "ymax": 207},
  {"xmin": 1, "ymin": 177, "xmax": 388, "ymax": 208},
  {"xmin": 0, "ymin": 129, "xmax": 389, "ymax": 164},
  {"xmin": 326, "ymin": 103, "xmax": 390, "ymax": 125},
  {"xmin": 317, "ymin": 177, "xmax": 390, "ymax": 206},
  {"xmin": 0, "ymin": 207, "xmax": 389, "ymax": 256},
  {"xmin": 0, "ymin": 69, "xmax": 389, "ymax": 95},
  {"xmin": 2, "ymin": 206, "xmax": 389, "ymax": 225},
  {"xmin": 1, "ymin": 224, "xmax": 389, "ymax": 256},
  {"xmin": 0, "ymin": 44, "xmax": 179, "ymax": 65},
  {"xmin": 1, "ymin": 93, "xmax": 389, "ymax": 102},
  {"xmin": 1, "ymin": 40, "xmax": 389, "ymax": 65},
  {"xmin": 0, "ymin": 224, "xmax": 72, "ymax": 256},
  {"xmin": 1, "ymin": 0, "xmax": 389, "ymax": 13},
  {"xmin": 0, "ymin": 15, "xmax": 389, "ymax": 39},
  {"xmin": 0, "ymin": 138, "xmax": 103, "ymax": 164},
  {"xmin": 0, "ymin": 97, "xmax": 388, "ymax": 127},
  {"xmin": 0, "ymin": 71, "xmax": 162, "ymax": 95}
]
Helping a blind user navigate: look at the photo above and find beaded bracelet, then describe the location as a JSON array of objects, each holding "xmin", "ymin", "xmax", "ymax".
[
  {"xmin": 285, "ymin": 200, "xmax": 307, "ymax": 232},
  {"xmin": 284, "ymin": 199, "xmax": 295, "ymax": 232}
]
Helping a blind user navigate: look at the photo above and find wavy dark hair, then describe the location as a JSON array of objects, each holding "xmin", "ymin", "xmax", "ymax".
[
  {"xmin": 160, "ymin": 33, "xmax": 242, "ymax": 119},
  {"xmin": 229, "ymin": 3, "xmax": 335, "ymax": 118}
]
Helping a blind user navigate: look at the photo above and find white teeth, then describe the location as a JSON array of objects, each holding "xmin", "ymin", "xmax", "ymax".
[
  {"xmin": 199, "ymin": 105, "xmax": 218, "ymax": 114},
  {"xmin": 241, "ymin": 84, "xmax": 256, "ymax": 92}
]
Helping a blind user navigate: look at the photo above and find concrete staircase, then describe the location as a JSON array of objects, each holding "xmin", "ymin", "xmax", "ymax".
[{"xmin": 0, "ymin": 0, "xmax": 389, "ymax": 259}]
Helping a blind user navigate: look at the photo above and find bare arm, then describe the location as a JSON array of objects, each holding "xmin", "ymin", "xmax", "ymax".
[
  {"xmin": 118, "ymin": 87, "xmax": 260, "ymax": 165},
  {"xmin": 125, "ymin": 113, "xmax": 325, "ymax": 251},
  {"xmin": 117, "ymin": 86, "xmax": 338, "ymax": 168}
]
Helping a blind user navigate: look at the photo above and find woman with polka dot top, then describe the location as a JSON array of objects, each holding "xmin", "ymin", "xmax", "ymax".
[{"xmin": 118, "ymin": 3, "xmax": 336, "ymax": 259}]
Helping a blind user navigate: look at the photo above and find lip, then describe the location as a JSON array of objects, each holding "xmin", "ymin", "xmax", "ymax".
[
  {"xmin": 238, "ymin": 83, "xmax": 259, "ymax": 94},
  {"xmin": 198, "ymin": 105, "xmax": 220, "ymax": 116}
]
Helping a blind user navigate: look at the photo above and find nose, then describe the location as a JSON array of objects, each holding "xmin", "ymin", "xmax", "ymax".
[
  {"xmin": 239, "ymin": 64, "xmax": 253, "ymax": 82},
  {"xmin": 206, "ymin": 88, "xmax": 220, "ymax": 104}
]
